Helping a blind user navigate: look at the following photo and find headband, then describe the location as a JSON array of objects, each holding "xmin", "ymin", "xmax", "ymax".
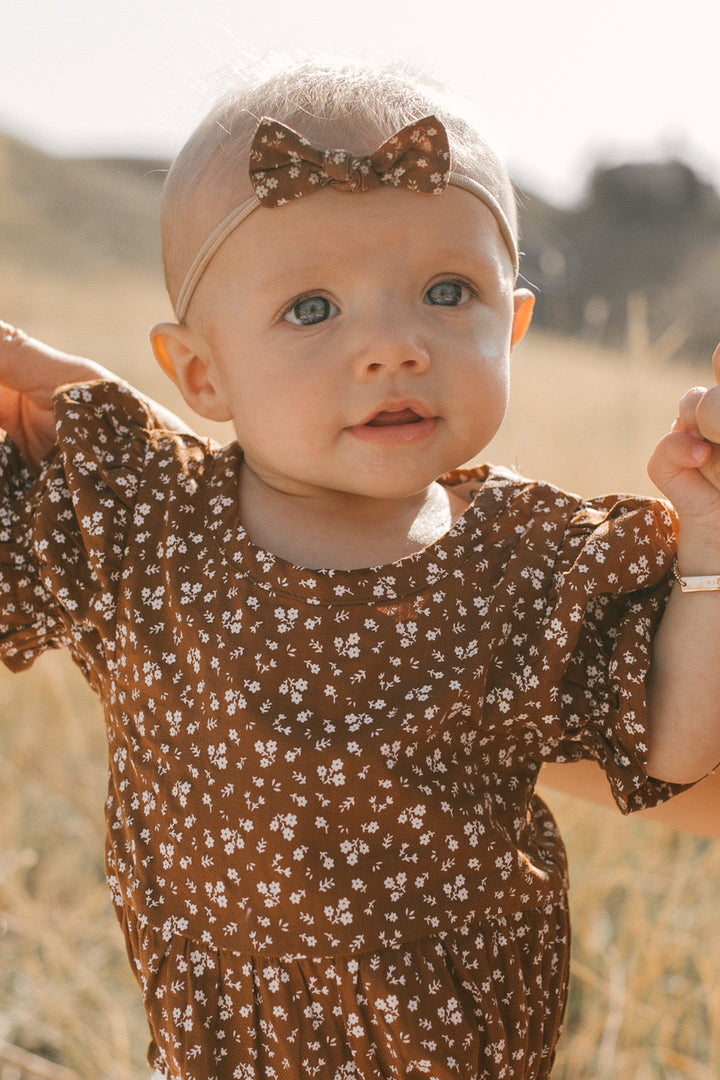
[{"xmin": 174, "ymin": 115, "xmax": 519, "ymax": 322}]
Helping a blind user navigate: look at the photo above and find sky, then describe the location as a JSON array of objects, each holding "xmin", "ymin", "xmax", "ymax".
[{"xmin": 1, "ymin": 0, "xmax": 719, "ymax": 206}]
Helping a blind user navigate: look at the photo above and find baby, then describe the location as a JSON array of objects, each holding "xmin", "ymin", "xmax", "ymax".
[{"xmin": 2, "ymin": 61, "xmax": 720, "ymax": 1080}]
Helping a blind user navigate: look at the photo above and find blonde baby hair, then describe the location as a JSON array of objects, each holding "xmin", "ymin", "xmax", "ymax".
[{"xmin": 161, "ymin": 58, "xmax": 519, "ymax": 318}]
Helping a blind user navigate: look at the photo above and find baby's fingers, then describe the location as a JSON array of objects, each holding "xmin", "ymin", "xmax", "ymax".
[
  {"xmin": 650, "ymin": 428, "xmax": 711, "ymax": 481},
  {"xmin": 670, "ymin": 383, "xmax": 720, "ymax": 493},
  {"xmin": 647, "ymin": 428, "xmax": 717, "ymax": 513},
  {"xmin": 695, "ymin": 384, "xmax": 720, "ymax": 444},
  {"xmin": 712, "ymin": 342, "xmax": 720, "ymax": 385},
  {"xmin": 675, "ymin": 383, "xmax": 720, "ymax": 491},
  {"xmin": 674, "ymin": 385, "xmax": 708, "ymax": 436}
]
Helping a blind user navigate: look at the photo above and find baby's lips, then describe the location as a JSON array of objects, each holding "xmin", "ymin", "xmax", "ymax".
[
  {"xmin": 366, "ymin": 408, "xmax": 424, "ymax": 427},
  {"xmin": 358, "ymin": 400, "xmax": 434, "ymax": 427}
]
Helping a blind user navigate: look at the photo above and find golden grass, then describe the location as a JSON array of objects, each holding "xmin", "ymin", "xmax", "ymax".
[
  {"xmin": 1, "ymin": 266, "xmax": 719, "ymax": 1078},
  {"xmin": 486, "ymin": 330, "xmax": 712, "ymax": 500}
]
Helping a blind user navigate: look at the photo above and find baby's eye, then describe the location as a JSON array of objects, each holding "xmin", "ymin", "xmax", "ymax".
[
  {"xmin": 424, "ymin": 280, "xmax": 475, "ymax": 306},
  {"xmin": 283, "ymin": 295, "xmax": 339, "ymax": 326}
]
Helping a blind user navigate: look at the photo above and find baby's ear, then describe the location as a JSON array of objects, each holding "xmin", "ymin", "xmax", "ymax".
[
  {"xmin": 511, "ymin": 289, "xmax": 535, "ymax": 348},
  {"xmin": 150, "ymin": 323, "xmax": 232, "ymax": 422}
]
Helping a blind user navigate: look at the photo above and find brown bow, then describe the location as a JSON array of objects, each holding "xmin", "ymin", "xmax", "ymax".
[{"xmin": 249, "ymin": 116, "xmax": 451, "ymax": 206}]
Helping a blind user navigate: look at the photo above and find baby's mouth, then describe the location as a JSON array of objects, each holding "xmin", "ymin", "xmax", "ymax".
[
  {"xmin": 365, "ymin": 408, "xmax": 424, "ymax": 427},
  {"xmin": 348, "ymin": 403, "xmax": 437, "ymax": 444}
]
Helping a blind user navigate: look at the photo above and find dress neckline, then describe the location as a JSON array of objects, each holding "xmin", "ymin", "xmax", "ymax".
[{"xmin": 203, "ymin": 446, "xmax": 514, "ymax": 605}]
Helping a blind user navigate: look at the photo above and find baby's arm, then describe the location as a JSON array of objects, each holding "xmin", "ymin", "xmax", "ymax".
[
  {"xmin": 0, "ymin": 322, "xmax": 115, "ymax": 468},
  {"xmin": 644, "ymin": 344, "xmax": 720, "ymax": 784},
  {"xmin": 539, "ymin": 761, "xmax": 720, "ymax": 838},
  {"xmin": 0, "ymin": 322, "xmax": 192, "ymax": 468}
]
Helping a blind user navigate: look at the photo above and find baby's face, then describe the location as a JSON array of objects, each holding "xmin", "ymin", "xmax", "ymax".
[{"xmin": 186, "ymin": 185, "xmax": 529, "ymax": 506}]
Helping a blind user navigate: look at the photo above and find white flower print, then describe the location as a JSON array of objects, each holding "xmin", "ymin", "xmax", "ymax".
[{"xmin": 0, "ymin": 382, "xmax": 680, "ymax": 1080}]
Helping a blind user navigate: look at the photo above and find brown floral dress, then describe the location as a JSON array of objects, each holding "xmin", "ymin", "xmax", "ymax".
[{"xmin": 0, "ymin": 382, "xmax": 682, "ymax": 1080}]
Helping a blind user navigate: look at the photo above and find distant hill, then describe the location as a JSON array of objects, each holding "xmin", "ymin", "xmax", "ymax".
[
  {"xmin": 0, "ymin": 132, "xmax": 167, "ymax": 279},
  {"xmin": 2, "ymin": 131, "xmax": 719, "ymax": 361}
]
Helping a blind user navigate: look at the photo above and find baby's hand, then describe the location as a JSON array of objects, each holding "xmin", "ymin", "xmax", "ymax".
[
  {"xmin": 0, "ymin": 322, "xmax": 113, "ymax": 469},
  {"xmin": 647, "ymin": 344, "xmax": 720, "ymax": 530}
]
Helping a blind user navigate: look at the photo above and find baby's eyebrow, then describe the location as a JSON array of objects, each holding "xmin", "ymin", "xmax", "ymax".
[
  {"xmin": 422, "ymin": 240, "xmax": 511, "ymax": 282},
  {"xmin": 255, "ymin": 263, "xmax": 338, "ymax": 295},
  {"xmin": 254, "ymin": 241, "xmax": 369, "ymax": 292},
  {"xmin": 246, "ymin": 218, "xmax": 508, "ymax": 304}
]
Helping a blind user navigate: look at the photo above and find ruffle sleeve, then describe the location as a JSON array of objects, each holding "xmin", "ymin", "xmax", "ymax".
[
  {"xmin": 0, "ymin": 433, "xmax": 64, "ymax": 670},
  {"xmin": 543, "ymin": 491, "xmax": 682, "ymax": 811},
  {"xmin": 0, "ymin": 381, "xmax": 152, "ymax": 684}
]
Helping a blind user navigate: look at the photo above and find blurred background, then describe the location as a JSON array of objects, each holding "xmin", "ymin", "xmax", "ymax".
[
  {"xmin": 1, "ymin": 1, "xmax": 720, "ymax": 1077},
  {"xmin": 3, "ymin": 0, "xmax": 720, "ymax": 363}
]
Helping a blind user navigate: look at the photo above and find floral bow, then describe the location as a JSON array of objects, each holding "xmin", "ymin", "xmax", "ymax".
[
  {"xmin": 248, "ymin": 115, "xmax": 451, "ymax": 205},
  {"xmin": 174, "ymin": 114, "xmax": 519, "ymax": 322}
]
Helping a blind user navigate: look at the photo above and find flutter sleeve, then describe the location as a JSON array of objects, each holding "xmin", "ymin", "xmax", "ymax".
[
  {"xmin": 0, "ymin": 381, "xmax": 152, "ymax": 685},
  {"xmin": 0, "ymin": 433, "xmax": 63, "ymax": 669},
  {"xmin": 540, "ymin": 491, "xmax": 684, "ymax": 812}
]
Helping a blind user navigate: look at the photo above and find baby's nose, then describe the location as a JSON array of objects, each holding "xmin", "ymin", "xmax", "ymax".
[{"xmin": 353, "ymin": 313, "xmax": 431, "ymax": 376}]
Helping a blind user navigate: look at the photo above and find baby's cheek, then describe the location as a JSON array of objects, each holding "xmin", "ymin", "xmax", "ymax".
[
  {"xmin": 470, "ymin": 311, "xmax": 514, "ymax": 361},
  {"xmin": 477, "ymin": 336, "xmax": 506, "ymax": 361}
]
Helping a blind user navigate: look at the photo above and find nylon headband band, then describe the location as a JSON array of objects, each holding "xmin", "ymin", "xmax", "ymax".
[
  {"xmin": 174, "ymin": 177, "xmax": 519, "ymax": 322},
  {"xmin": 175, "ymin": 197, "xmax": 259, "ymax": 323}
]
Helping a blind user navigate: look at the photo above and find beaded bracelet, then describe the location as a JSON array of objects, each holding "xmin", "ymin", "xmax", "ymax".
[{"xmin": 672, "ymin": 560, "xmax": 720, "ymax": 592}]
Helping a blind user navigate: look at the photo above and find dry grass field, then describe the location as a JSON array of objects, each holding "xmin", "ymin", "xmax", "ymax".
[{"xmin": 1, "ymin": 251, "xmax": 720, "ymax": 1079}]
